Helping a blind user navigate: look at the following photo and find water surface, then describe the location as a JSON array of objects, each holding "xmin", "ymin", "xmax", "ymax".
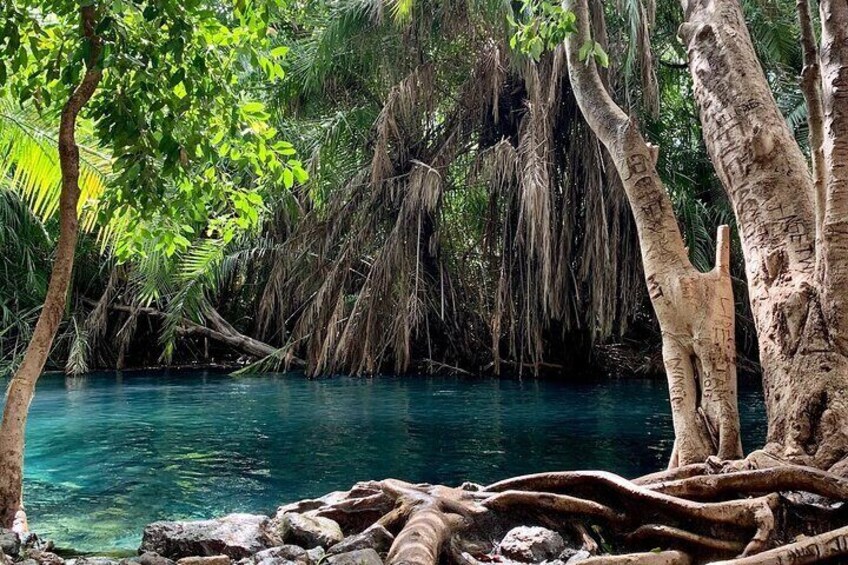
[{"xmin": 10, "ymin": 371, "xmax": 767, "ymax": 552}]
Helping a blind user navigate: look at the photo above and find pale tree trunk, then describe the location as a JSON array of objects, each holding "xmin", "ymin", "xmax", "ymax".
[
  {"xmin": 563, "ymin": 0, "xmax": 742, "ymax": 468},
  {"xmin": 0, "ymin": 5, "xmax": 102, "ymax": 528},
  {"xmin": 679, "ymin": 0, "xmax": 848, "ymax": 474}
]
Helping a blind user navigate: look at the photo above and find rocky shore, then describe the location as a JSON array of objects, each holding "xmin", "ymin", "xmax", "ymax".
[{"xmin": 0, "ymin": 482, "xmax": 590, "ymax": 565}]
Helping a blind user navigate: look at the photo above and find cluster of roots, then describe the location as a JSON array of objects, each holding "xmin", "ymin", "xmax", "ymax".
[{"xmin": 289, "ymin": 457, "xmax": 848, "ymax": 565}]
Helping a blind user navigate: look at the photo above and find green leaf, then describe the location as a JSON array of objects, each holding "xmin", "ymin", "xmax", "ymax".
[
  {"xmin": 578, "ymin": 40, "xmax": 593, "ymax": 62},
  {"xmin": 241, "ymin": 101, "xmax": 265, "ymax": 114},
  {"xmin": 593, "ymin": 42, "xmax": 610, "ymax": 67}
]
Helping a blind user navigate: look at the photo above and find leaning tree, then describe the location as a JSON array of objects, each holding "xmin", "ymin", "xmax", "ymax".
[{"xmin": 0, "ymin": 0, "xmax": 305, "ymax": 527}]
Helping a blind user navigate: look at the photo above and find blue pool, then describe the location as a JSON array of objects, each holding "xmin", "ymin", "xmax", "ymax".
[{"xmin": 7, "ymin": 371, "xmax": 767, "ymax": 552}]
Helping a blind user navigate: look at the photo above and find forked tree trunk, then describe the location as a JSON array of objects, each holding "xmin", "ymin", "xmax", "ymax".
[
  {"xmin": 679, "ymin": 0, "xmax": 848, "ymax": 474},
  {"xmin": 0, "ymin": 6, "xmax": 102, "ymax": 528},
  {"xmin": 563, "ymin": 0, "xmax": 742, "ymax": 468}
]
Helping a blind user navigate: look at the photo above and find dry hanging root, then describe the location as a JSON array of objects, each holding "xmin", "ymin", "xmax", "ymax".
[{"xmin": 284, "ymin": 462, "xmax": 848, "ymax": 565}]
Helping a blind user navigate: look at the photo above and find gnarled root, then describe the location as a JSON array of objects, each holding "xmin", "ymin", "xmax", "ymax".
[
  {"xmin": 707, "ymin": 524, "xmax": 848, "ymax": 564},
  {"xmin": 579, "ymin": 551, "xmax": 693, "ymax": 564},
  {"xmin": 273, "ymin": 464, "xmax": 848, "ymax": 564}
]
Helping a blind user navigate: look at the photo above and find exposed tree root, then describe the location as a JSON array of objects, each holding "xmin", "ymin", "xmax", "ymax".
[
  {"xmin": 277, "ymin": 464, "xmax": 848, "ymax": 565},
  {"xmin": 579, "ymin": 551, "xmax": 692, "ymax": 565},
  {"xmin": 625, "ymin": 524, "xmax": 744, "ymax": 555},
  {"xmin": 707, "ymin": 525, "xmax": 848, "ymax": 564},
  {"xmin": 646, "ymin": 466, "xmax": 848, "ymax": 500}
]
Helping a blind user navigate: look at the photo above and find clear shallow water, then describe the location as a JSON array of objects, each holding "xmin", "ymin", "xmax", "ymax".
[{"xmin": 9, "ymin": 371, "xmax": 767, "ymax": 553}]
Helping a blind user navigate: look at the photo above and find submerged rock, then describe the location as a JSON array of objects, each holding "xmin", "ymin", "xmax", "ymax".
[
  {"xmin": 326, "ymin": 525, "xmax": 393, "ymax": 556},
  {"xmin": 141, "ymin": 514, "xmax": 272, "ymax": 559},
  {"xmin": 275, "ymin": 514, "xmax": 343, "ymax": 549},
  {"xmin": 0, "ymin": 530, "xmax": 19, "ymax": 557},
  {"xmin": 497, "ymin": 527, "xmax": 565, "ymax": 562},
  {"xmin": 324, "ymin": 549, "xmax": 382, "ymax": 565}
]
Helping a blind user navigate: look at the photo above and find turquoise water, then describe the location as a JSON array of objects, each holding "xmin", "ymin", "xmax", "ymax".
[{"xmin": 10, "ymin": 371, "xmax": 767, "ymax": 553}]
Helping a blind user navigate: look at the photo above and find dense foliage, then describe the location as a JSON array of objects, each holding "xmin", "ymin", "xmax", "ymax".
[{"xmin": 0, "ymin": 0, "xmax": 810, "ymax": 378}]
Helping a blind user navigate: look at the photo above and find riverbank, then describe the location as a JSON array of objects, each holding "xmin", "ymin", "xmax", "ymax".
[{"xmin": 0, "ymin": 481, "xmax": 599, "ymax": 565}]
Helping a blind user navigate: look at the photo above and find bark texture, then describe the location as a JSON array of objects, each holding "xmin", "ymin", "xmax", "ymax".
[
  {"xmin": 564, "ymin": 0, "xmax": 742, "ymax": 467},
  {"xmin": 680, "ymin": 0, "xmax": 848, "ymax": 473},
  {"xmin": 274, "ymin": 464, "xmax": 848, "ymax": 564},
  {"xmin": 0, "ymin": 5, "xmax": 102, "ymax": 527}
]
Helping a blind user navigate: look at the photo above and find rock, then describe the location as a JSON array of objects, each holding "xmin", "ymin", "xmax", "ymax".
[
  {"xmin": 66, "ymin": 559, "xmax": 119, "ymax": 565},
  {"xmin": 18, "ymin": 559, "xmax": 39, "ymax": 565},
  {"xmin": 327, "ymin": 526, "xmax": 393, "ymax": 556},
  {"xmin": 0, "ymin": 530, "xmax": 19, "ymax": 557},
  {"xmin": 242, "ymin": 546, "xmax": 310, "ymax": 565},
  {"xmin": 276, "ymin": 513, "xmax": 344, "ymax": 549},
  {"xmin": 28, "ymin": 550, "xmax": 64, "ymax": 565},
  {"xmin": 176, "ymin": 557, "xmax": 231, "ymax": 565},
  {"xmin": 324, "ymin": 549, "xmax": 382, "ymax": 565},
  {"xmin": 138, "ymin": 553, "xmax": 175, "ymax": 565},
  {"xmin": 304, "ymin": 548, "xmax": 324, "ymax": 564},
  {"xmin": 497, "ymin": 527, "xmax": 565, "ymax": 562},
  {"xmin": 141, "ymin": 514, "xmax": 272, "ymax": 559},
  {"xmin": 561, "ymin": 549, "xmax": 591, "ymax": 563}
]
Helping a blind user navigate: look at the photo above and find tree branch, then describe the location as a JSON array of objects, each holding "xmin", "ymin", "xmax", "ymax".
[
  {"xmin": 797, "ymin": 0, "xmax": 826, "ymax": 251},
  {"xmin": 679, "ymin": 0, "xmax": 816, "ymax": 280},
  {"xmin": 819, "ymin": 0, "xmax": 848, "ymax": 347},
  {"xmin": 93, "ymin": 301, "xmax": 303, "ymax": 367}
]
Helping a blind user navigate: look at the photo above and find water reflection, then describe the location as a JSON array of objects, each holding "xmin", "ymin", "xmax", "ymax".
[{"xmin": 11, "ymin": 371, "xmax": 767, "ymax": 552}]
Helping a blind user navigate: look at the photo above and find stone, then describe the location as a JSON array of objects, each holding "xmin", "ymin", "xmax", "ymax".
[
  {"xmin": 327, "ymin": 526, "xmax": 393, "ymax": 556},
  {"xmin": 562, "ymin": 549, "xmax": 591, "ymax": 563},
  {"xmin": 497, "ymin": 527, "xmax": 565, "ymax": 562},
  {"xmin": 28, "ymin": 550, "xmax": 64, "ymax": 565},
  {"xmin": 175, "ymin": 557, "xmax": 231, "ymax": 565},
  {"xmin": 304, "ymin": 548, "xmax": 324, "ymax": 564},
  {"xmin": 324, "ymin": 549, "xmax": 382, "ymax": 565},
  {"xmin": 66, "ymin": 559, "xmax": 119, "ymax": 565},
  {"xmin": 141, "ymin": 514, "xmax": 272, "ymax": 559},
  {"xmin": 138, "ymin": 553, "xmax": 175, "ymax": 565},
  {"xmin": 0, "ymin": 530, "xmax": 19, "ymax": 557},
  {"xmin": 243, "ymin": 546, "xmax": 309, "ymax": 565},
  {"xmin": 276, "ymin": 514, "xmax": 343, "ymax": 549}
]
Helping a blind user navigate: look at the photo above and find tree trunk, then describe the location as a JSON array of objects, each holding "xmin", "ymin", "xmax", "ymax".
[
  {"xmin": 0, "ymin": 5, "xmax": 102, "ymax": 528},
  {"xmin": 563, "ymin": 0, "xmax": 742, "ymax": 467},
  {"xmin": 679, "ymin": 0, "xmax": 848, "ymax": 474}
]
